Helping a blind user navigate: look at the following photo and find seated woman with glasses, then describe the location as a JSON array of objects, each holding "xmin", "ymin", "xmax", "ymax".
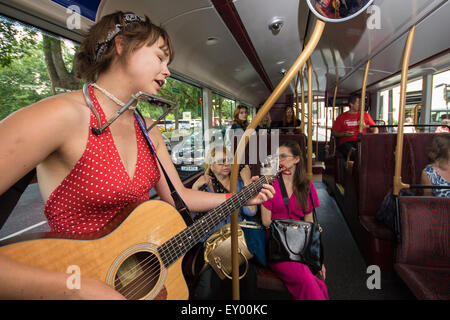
[
  {"xmin": 261, "ymin": 140, "xmax": 328, "ymax": 300},
  {"xmin": 191, "ymin": 146, "xmax": 259, "ymax": 299}
]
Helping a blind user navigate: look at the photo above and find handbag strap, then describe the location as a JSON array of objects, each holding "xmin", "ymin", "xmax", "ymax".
[
  {"xmin": 277, "ymin": 176, "xmax": 292, "ymax": 219},
  {"xmin": 134, "ymin": 109, "xmax": 193, "ymax": 226},
  {"xmin": 278, "ymin": 177, "xmax": 320, "ymax": 228}
]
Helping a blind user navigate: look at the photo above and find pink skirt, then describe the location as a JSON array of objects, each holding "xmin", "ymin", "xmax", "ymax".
[{"xmin": 269, "ymin": 261, "xmax": 329, "ymax": 300}]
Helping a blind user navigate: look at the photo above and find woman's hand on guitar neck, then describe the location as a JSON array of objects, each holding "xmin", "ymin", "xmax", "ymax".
[{"xmin": 245, "ymin": 176, "xmax": 275, "ymax": 206}]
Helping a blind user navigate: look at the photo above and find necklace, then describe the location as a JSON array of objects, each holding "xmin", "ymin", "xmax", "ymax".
[{"xmin": 92, "ymin": 83, "xmax": 137, "ymax": 110}]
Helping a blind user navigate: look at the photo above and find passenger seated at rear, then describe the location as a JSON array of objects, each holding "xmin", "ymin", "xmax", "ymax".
[
  {"xmin": 403, "ymin": 117, "xmax": 416, "ymax": 133},
  {"xmin": 277, "ymin": 106, "xmax": 301, "ymax": 135},
  {"xmin": 230, "ymin": 105, "xmax": 249, "ymax": 131},
  {"xmin": 331, "ymin": 94, "xmax": 378, "ymax": 161},
  {"xmin": 256, "ymin": 112, "xmax": 272, "ymax": 134},
  {"xmin": 421, "ymin": 133, "xmax": 450, "ymax": 198},
  {"xmin": 435, "ymin": 118, "xmax": 450, "ymax": 133}
]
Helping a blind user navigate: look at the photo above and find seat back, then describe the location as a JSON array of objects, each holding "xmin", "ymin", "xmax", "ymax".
[
  {"xmin": 396, "ymin": 196, "xmax": 450, "ymax": 267},
  {"xmin": 358, "ymin": 133, "xmax": 435, "ymax": 218}
]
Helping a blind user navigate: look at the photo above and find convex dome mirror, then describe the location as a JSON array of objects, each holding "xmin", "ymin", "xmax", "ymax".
[{"xmin": 306, "ymin": 0, "xmax": 374, "ymax": 22}]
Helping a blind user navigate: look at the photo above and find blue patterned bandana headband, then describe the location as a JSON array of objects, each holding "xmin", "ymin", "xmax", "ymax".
[{"xmin": 95, "ymin": 13, "xmax": 145, "ymax": 62}]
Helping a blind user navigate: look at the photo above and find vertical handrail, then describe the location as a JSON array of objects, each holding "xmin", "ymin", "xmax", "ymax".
[
  {"xmin": 295, "ymin": 73, "xmax": 300, "ymax": 122},
  {"xmin": 315, "ymin": 95, "xmax": 319, "ymax": 156},
  {"xmin": 413, "ymin": 103, "xmax": 423, "ymax": 125},
  {"xmin": 393, "ymin": 25, "xmax": 415, "ymax": 196},
  {"xmin": 307, "ymin": 58, "xmax": 314, "ymax": 181},
  {"xmin": 359, "ymin": 60, "xmax": 371, "ymax": 133},
  {"xmin": 329, "ymin": 86, "xmax": 338, "ymax": 156},
  {"xmin": 327, "ymin": 86, "xmax": 337, "ymax": 142},
  {"xmin": 300, "ymin": 69, "xmax": 306, "ymax": 133},
  {"xmin": 229, "ymin": 19, "xmax": 325, "ymax": 300}
]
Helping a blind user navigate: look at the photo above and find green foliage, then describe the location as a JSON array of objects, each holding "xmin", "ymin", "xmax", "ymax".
[
  {"xmin": 138, "ymin": 77, "xmax": 203, "ymax": 122},
  {"xmin": 0, "ymin": 18, "xmax": 37, "ymax": 68},
  {"xmin": 0, "ymin": 16, "xmax": 76, "ymax": 121}
]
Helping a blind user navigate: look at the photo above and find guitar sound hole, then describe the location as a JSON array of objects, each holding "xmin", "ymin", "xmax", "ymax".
[{"xmin": 114, "ymin": 251, "xmax": 161, "ymax": 300}]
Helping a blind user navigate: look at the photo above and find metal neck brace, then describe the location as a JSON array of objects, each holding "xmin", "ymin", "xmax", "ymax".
[{"xmin": 82, "ymin": 82, "xmax": 176, "ymax": 135}]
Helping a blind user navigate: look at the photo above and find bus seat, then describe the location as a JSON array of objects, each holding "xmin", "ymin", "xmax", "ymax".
[
  {"xmin": 254, "ymin": 265, "xmax": 287, "ymax": 291},
  {"xmin": 395, "ymin": 196, "xmax": 450, "ymax": 300},
  {"xmin": 348, "ymin": 133, "xmax": 436, "ymax": 269}
]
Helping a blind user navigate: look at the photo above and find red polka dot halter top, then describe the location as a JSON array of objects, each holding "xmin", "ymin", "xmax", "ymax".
[{"xmin": 44, "ymin": 85, "xmax": 160, "ymax": 234}]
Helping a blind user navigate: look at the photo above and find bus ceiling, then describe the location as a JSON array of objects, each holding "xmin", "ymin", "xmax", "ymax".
[{"xmin": 0, "ymin": 0, "xmax": 449, "ymax": 106}]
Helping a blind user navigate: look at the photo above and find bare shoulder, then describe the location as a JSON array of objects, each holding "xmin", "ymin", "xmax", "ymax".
[
  {"xmin": 2, "ymin": 90, "xmax": 88, "ymax": 130},
  {"xmin": 0, "ymin": 90, "xmax": 91, "ymax": 159}
]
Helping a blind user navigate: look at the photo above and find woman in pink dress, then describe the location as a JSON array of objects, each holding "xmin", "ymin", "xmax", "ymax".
[{"xmin": 262, "ymin": 140, "xmax": 328, "ymax": 300}]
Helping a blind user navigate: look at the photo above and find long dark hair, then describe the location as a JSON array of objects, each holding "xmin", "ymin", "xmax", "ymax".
[
  {"xmin": 280, "ymin": 140, "xmax": 310, "ymax": 212},
  {"xmin": 282, "ymin": 106, "xmax": 298, "ymax": 127}
]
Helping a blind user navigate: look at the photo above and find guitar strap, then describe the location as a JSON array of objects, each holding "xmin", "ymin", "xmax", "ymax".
[{"xmin": 134, "ymin": 109, "xmax": 193, "ymax": 226}]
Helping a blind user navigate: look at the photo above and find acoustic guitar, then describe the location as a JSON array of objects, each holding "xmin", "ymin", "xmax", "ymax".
[{"xmin": 0, "ymin": 171, "xmax": 280, "ymax": 300}]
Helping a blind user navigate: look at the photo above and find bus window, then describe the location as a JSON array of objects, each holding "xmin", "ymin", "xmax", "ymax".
[
  {"xmin": 0, "ymin": 14, "xmax": 79, "ymax": 121},
  {"xmin": 431, "ymin": 69, "xmax": 450, "ymax": 123},
  {"xmin": 212, "ymin": 93, "xmax": 235, "ymax": 130}
]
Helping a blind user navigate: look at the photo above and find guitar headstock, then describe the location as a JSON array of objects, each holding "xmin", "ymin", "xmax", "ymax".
[{"xmin": 265, "ymin": 167, "xmax": 285, "ymax": 184}]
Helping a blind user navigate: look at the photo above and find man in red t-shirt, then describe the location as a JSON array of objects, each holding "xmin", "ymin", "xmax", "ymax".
[{"xmin": 331, "ymin": 95, "xmax": 378, "ymax": 160}]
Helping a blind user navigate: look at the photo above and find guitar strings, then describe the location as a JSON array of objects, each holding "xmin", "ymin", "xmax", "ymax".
[
  {"xmin": 116, "ymin": 177, "xmax": 270, "ymax": 299},
  {"xmin": 117, "ymin": 175, "xmax": 268, "ymax": 283},
  {"xmin": 116, "ymin": 176, "xmax": 272, "ymax": 299},
  {"xmin": 116, "ymin": 176, "xmax": 267, "ymax": 282},
  {"xmin": 118, "ymin": 188, "xmax": 255, "ymax": 299},
  {"xmin": 116, "ymin": 176, "xmax": 270, "ymax": 299}
]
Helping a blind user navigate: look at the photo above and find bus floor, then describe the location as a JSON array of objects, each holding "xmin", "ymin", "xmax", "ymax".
[{"xmin": 0, "ymin": 182, "xmax": 416, "ymax": 300}]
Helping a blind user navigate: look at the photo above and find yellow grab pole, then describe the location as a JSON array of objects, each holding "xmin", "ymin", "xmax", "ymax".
[
  {"xmin": 295, "ymin": 74, "xmax": 300, "ymax": 121},
  {"xmin": 300, "ymin": 69, "xmax": 306, "ymax": 134},
  {"xmin": 393, "ymin": 25, "xmax": 416, "ymax": 196},
  {"xmin": 359, "ymin": 60, "xmax": 371, "ymax": 133},
  {"xmin": 328, "ymin": 85, "xmax": 338, "ymax": 142},
  {"xmin": 229, "ymin": 19, "xmax": 325, "ymax": 300},
  {"xmin": 315, "ymin": 95, "xmax": 319, "ymax": 155},
  {"xmin": 307, "ymin": 58, "xmax": 313, "ymax": 181},
  {"xmin": 414, "ymin": 103, "xmax": 423, "ymax": 125}
]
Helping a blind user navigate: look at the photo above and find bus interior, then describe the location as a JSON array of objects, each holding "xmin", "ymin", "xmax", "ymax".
[{"xmin": 0, "ymin": 0, "xmax": 449, "ymax": 301}]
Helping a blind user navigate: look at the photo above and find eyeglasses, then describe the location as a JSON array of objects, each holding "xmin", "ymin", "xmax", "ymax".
[
  {"xmin": 214, "ymin": 158, "xmax": 234, "ymax": 165},
  {"xmin": 278, "ymin": 154, "xmax": 294, "ymax": 160}
]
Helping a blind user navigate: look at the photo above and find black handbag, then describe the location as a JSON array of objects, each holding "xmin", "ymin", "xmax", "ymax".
[{"xmin": 267, "ymin": 177, "xmax": 324, "ymax": 273}]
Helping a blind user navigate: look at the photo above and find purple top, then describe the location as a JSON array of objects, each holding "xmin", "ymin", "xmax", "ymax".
[{"xmin": 263, "ymin": 180, "xmax": 320, "ymax": 220}]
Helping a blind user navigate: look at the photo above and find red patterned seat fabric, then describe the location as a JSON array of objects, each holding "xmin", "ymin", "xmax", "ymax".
[{"xmin": 395, "ymin": 196, "xmax": 450, "ymax": 300}]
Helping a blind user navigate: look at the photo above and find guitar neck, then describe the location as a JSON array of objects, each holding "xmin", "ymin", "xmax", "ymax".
[{"xmin": 158, "ymin": 175, "xmax": 269, "ymax": 267}]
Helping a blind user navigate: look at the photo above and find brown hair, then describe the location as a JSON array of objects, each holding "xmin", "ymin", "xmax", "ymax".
[
  {"xmin": 74, "ymin": 11, "xmax": 174, "ymax": 82},
  {"xmin": 282, "ymin": 106, "xmax": 298, "ymax": 127},
  {"xmin": 233, "ymin": 105, "xmax": 249, "ymax": 128},
  {"xmin": 428, "ymin": 133, "xmax": 450, "ymax": 165},
  {"xmin": 280, "ymin": 140, "xmax": 310, "ymax": 212}
]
